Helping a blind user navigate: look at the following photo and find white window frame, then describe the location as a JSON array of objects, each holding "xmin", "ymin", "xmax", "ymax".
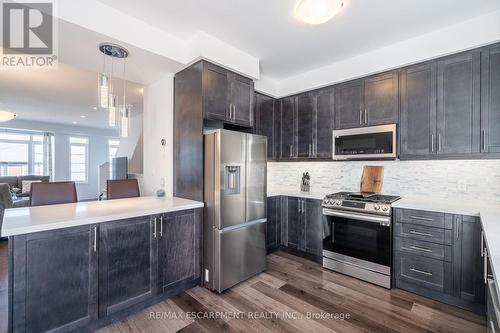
[{"xmin": 69, "ymin": 137, "xmax": 89, "ymax": 183}]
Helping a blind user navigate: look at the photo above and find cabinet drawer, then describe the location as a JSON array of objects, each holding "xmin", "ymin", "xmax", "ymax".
[
  {"xmin": 395, "ymin": 237, "xmax": 452, "ymax": 262},
  {"xmin": 396, "ymin": 209, "xmax": 451, "ymax": 229},
  {"xmin": 395, "ymin": 223, "xmax": 452, "ymax": 245},
  {"xmin": 395, "ymin": 252, "xmax": 452, "ymax": 293}
]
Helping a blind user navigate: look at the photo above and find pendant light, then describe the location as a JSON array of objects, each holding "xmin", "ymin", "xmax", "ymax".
[
  {"xmin": 99, "ymin": 73, "xmax": 109, "ymax": 108},
  {"xmin": 296, "ymin": 0, "xmax": 344, "ymax": 25},
  {"xmin": 120, "ymin": 104, "xmax": 130, "ymax": 138},
  {"xmin": 108, "ymin": 94, "xmax": 117, "ymax": 127}
]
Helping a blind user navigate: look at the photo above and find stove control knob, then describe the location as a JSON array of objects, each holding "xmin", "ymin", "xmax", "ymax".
[
  {"xmin": 336, "ymin": 200, "xmax": 342, "ymax": 206},
  {"xmin": 382, "ymin": 205, "xmax": 389, "ymax": 212},
  {"xmin": 374, "ymin": 204, "xmax": 380, "ymax": 211}
]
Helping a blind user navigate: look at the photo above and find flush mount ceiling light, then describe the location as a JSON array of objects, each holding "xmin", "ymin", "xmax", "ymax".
[
  {"xmin": 296, "ymin": 0, "xmax": 344, "ymax": 25},
  {"xmin": 0, "ymin": 110, "xmax": 16, "ymax": 122}
]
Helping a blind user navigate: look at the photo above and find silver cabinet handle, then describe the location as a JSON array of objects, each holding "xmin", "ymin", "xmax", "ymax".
[
  {"xmin": 232, "ymin": 104, "xmax": 236, "ymax": 120},
  {"xmin": 431, "ymin": 134, "xmax": 434, "ymax": 152},
  {"xmin": 482, "ymin": 130, "xmax": 486, "ymax": 151},
  {"xmin": 302, "ymin": 199, "xmax": 305, "ymax": 213},
  {"xmin": 456, "ymin": 217, "xmax": 460, "ymax": 239},
  {"xmin": 484, "ymin": 248, "xmax": 488, "ymax": 284},
  {"xmin": 289, "ymin": 145, "xmax": 293, "ymax": 158},
  {"xmin": 409, "ymin": 230, "xmax": 433, "ymax": 237},
  {"xmin": 312, "ymin": 143, "xmax": 316, "ymax": 156},
  {"xmin": 93, "ymin": 226, "xmax": 97, "ymax": 252},
  {"xmin": 407, "ymin": 245, "xmax": 433, "ymax": 253},
  {"xmin": 409, "ymin": 216, "xmax": 433, "ymax": 221},
  {"xmin": 481, "ymin": 231, "xmax": 484, "ymax": 257},
  {"xmin": 228, "ymin": 103, "xmax": 232, "ymax": 119},
  {"xmin": 298, "ymin": 199, "xmax": 301, "ymax": 213},
  {"xmin": 410, "ymin": 268, "xmax": 433, "ymax": 276},
  {"xmin": 153, "ymin": 217, "xmax": 157, "ymax": 238},
  {"xmin": 359, "ymin": 110, "xmax": 363, "ymax": 125},
  {"xmin": 160, "ymin": 215, "xmax": 163, "ymax": 237},
  {"xmin": 308, "ymin": 144, "xmax": 312, "ymax": 157},
  {"xmin": 364, "ymin": 109, "xmax": 368, "ymax": 124},
  {"xmin": 437, "ymin": 133, "xmax": 441, "ymax": 152}
]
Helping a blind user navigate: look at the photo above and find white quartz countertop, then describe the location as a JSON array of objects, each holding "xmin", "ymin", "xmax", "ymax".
[
  {"xmin": 393, "ymin": 195, "xmax": 500, "ymax": 297},
  {"xmin": 1, "ymin": 196, "xmax": 204, "ymax": 237},
  {"xmin": 267, "ymin": 190, "xmax": 329, "ymax": 200}
]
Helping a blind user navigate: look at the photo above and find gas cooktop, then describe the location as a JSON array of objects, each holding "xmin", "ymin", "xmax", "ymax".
[{"xmin": 322, "ymin": 191, "xmax": 401, "ymax": 216}]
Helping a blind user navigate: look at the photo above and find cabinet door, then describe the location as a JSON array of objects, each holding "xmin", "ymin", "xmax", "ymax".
[
  {"xmin": 11, "ymin": 225, "xmax": 98, "ymax": 333},
  {"xmin": 453, "ymin": 216, "xmax": 485, "ymax": 308},
  {"xmin": 304, "ymin": 199, "xmax": 322, "ymax": 257},
  {"xmin": 315, "ymin": 88, "xmax": 334, "ymax": 158},
  {"xmin": 280, "ymin": 97, "xmax": 297, "ymax": 159},
  {"xmin": 335, "ymin": 80, "xmax": 364, "ymax": 129},
  {"xmin": 364, "ymin": 72, "xmax": 399, "ymax": 126},
  {"xmin": 159, "ymin": 209, "xmax": 201, "ymax": 291},
  {"xmin": 266, "ymin": 196, "xmax": 280, "ymax": 251},
  {"xmin": 400, "ymin": 62, "xmax": 437, "ymax": 156},
  {"xmin": 297, "ymin": 93, "xmax": 315, "ymax": 158},
  {"xmin": 98, "ymin": 216, "xmax": 157, "ymax": 317},
  {"xmin": 436, "ymin": 52, "xmax": 481, "ymax": 154},
  {"xmin": 286, "ymin": 197, "xmax": 301, "ymax": 249},
  {"xmin": 231, "ymin": 74, "xmax": 254, "ymax": 127},
  {"xmin": 255, "ymin": 94, "xmax": 276, "ymax": 160},
  {"xmin": 203, "ymin": 63, "xmax": 229, "ymax": 121},
  {"xmin": 481, "ymin": 45, "xmax": 500, "ymax": 153}
]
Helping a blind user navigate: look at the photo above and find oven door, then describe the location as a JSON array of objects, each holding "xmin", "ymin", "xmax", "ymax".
[
  {"xmin": 333, "ymin": 124, "xmax": 396, "ymax": 160},
  {"xmin": 323, "ymin": 209, "xmax": 391, "ymax": 273}
]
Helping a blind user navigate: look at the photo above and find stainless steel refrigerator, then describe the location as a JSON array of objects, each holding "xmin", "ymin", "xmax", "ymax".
[{"xmin": 203, "ymin": 129, "xmax": 267, "ymax": 293}]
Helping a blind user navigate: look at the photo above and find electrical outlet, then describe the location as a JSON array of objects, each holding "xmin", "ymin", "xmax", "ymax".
[{"xmin": 457, "ymin": 180, "xmax": 467, "ymax": 192}]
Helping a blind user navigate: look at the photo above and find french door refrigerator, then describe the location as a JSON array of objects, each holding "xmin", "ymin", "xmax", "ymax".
[{"xmin": 204, "ymin": 129, "xmax": 267, "ymax": 293}]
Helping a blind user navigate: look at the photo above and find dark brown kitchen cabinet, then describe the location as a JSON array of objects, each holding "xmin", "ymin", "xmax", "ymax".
[
  {"xmin": 335, "ymin": 72, "xmax": 398, "ymax": 129},
  {"xmin": 98, "ymin": 216, "xmax": 158, "ymax": 317},
  {"xmin": 266, "ymin": 196, "xmax": 281, "ymax": 252},
  {"xmin": 400, "ymin": 62, "xmax": 437, "ymax": 157},
  {"xmin": 255, "ymin": 93, "xmax": 278, "ymax": 160},
  {"xmin": 436, "ymin": 51, "xmax": 481, "ymax": 155},
  {"xmin": 304, "ymin": 198, "xmax": 323, "ymax": 257},
  {"xmin": 10, "ymin": 225, "xmax": 98, "ymax": 333},
  {"xmin": 481, "ymin": 44, "xmax": 500, "ymax": 153},
  {"xmin": 202, "ymin": 62, "xmax": 254, "ymax": 127},
  {"xmin": 364, "ymin": 72, "xmax": 399, "ymax": 126},
  {"xmin": 280, "ymin": 96, "xmax": 297, "ymax": 159},
  {"xmin": 315, "ymin": 88, "xmax": 335, "ymax": 158},
  {"xmin": 335, "ymin": 80, "xmax": 364, "ymax": 129},
  {"xmin": 297, "ymin": 93, "xmax": 315, "ymax": 158}
]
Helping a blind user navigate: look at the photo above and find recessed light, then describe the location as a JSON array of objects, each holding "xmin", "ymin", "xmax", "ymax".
[
  {"xmin": 296, "ymin": 0, "xmax": 344, "ymax": 25},
  {"xmin": 92, "ymin": 106, "xmax": 97, "ymax": 110},
  {"xmin": 80, "ymin": 115, "xmax": 87, "ymax": 118},
  {"xmin": 72, "ymin": 121, "xmax": 77, "ymax": 125}
]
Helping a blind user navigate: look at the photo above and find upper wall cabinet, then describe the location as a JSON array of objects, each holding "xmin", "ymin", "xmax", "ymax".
[
  {"xmin": 481, "ymin": 45, "xmax": 500, "ymax": 153},
  {"xmin": 436, "ymin": 51, "xmax": 481, "ymax": 155},
  {"xmin": 297, "ymin": 92, "xmax": 315, "ymax": 158},
  {"xmin": 335, "ymin": 72, "xmax": 398, "ymax": 129},
  {"xmin": 400, "ymin": 62, "xmax": 437, "ymax": 156},
  {"xmin": 280, "ymin": 96, "xmax": 298, "ymax": 159},
  {"xmin": 255, "ymin": 93, "xmax": 279, "ymax": 160},
  {"xmin": 202, "ymin": 62, "xmax": 254, "ymax": 127}
]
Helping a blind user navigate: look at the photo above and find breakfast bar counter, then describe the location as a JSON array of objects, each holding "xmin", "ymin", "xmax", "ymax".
[{"xmin": 3, "ymin": 196, "xmax": 204, "ymax": 333}]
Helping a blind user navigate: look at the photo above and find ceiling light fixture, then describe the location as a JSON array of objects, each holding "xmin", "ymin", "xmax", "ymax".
[
  {"xmin": 0, "ymin": 110, "xmax": 16, "ymax": 122},
  {"xmin": 80, "ymin": 115, "xmax": 87, "ymax": 118},
  {"xmin": 296, "ymin": 0, "xmax": 344, "ymax": 25}
]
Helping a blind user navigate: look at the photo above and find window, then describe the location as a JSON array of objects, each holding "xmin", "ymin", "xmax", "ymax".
[
  {"xmin": 0, "ymin": 130, "xmax": 50, "ymax": 177},
  {"xmin": 70, "ymin": 137, "xmax": 88, "ymax": 182},
  {"xmin": 108, "ymin": 139, "xmax": 120, "ymax": 177}
]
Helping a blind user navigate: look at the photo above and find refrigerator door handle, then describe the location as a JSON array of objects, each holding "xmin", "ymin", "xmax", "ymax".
[{"xmin": 218, "ymin": 219, "xmax": 267, "ymax": 234}]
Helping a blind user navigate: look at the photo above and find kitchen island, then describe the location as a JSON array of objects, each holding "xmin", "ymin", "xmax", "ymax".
[{"xmin": 1, "ymin": 196, "xmax": 204, "ymax": 333}]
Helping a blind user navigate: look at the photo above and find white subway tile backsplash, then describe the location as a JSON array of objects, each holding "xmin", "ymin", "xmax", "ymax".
[{"xmin": 267, "ymin": 160, "xmax": 500, "ymax": 201}]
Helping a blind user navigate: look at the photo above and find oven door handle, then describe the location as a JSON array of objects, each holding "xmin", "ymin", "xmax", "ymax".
[{"xmin": 323, "ymin": 209, "xmax": 391, "ymax": 226}]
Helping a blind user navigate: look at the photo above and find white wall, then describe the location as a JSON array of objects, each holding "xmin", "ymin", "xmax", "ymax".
[
  {"xmin": 4, "ymin": 119, "xmax": 118, "ymax": 200},
  {"xmin": 142, "ymin": 74, "xmax": 174, "ymax": 196},
  {"xmin": 268, "ymin": 160, "xmax": 500, "ymax": 202}
]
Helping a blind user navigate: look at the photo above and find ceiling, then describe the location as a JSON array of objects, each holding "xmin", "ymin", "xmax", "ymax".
[
  {"xmin": 97, "ymin": 0, "xmax": 500, "ymax": 80},
  {"xmin": 0, "ymin": 62, "xmax": 144, "ymax": 129}
]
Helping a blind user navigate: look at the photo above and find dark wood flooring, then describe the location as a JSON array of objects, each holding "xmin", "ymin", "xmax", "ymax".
[{"xmin": 0, "ymin": 241, "xmax": 486, "ymax": 333}]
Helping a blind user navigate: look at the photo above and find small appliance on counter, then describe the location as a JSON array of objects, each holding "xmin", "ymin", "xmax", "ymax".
[
  {"xmin": 203, "ymin": 129, "xmax": 267, "ymax": 293},
  {"xmin": 300, "ymin": 172, "xmax": 310, "ymax": 193}
]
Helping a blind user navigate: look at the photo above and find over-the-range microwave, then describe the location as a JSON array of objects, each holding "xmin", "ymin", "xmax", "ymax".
[{"xmin": 332, "ymin": 124, "xmax": 397, "ymax": 160}]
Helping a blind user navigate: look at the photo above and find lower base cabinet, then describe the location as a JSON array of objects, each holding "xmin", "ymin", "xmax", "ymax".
[
  {"xmin": 9, "ymin": 208, "xmax": 202, "ymax": 333},
  {"xmin": 394, "ymin": 208, "xmax": 485, "ymax": 314},
  {"xmin": 266, "ymin": 196, "xmax": 323, "ymax": 262}
]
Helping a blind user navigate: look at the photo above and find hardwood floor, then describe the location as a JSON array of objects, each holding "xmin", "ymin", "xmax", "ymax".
[{"xmin": 0, "ymin": 243, "xmax": 486, "ymax": 333}]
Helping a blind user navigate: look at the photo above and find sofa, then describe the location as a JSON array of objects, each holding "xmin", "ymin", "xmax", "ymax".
[
  {"xmin": 0, "ymin": 182, "xmax": 30, "ymax": 239},
  {"xmin": 0, "ymin": 175, "xmax": 50, "ymax": 197}
]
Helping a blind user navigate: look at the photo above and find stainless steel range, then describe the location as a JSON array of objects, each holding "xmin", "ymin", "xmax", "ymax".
[{"xmin": 322, "ymin": 192, "xmax": 401, "ymax": 288}]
